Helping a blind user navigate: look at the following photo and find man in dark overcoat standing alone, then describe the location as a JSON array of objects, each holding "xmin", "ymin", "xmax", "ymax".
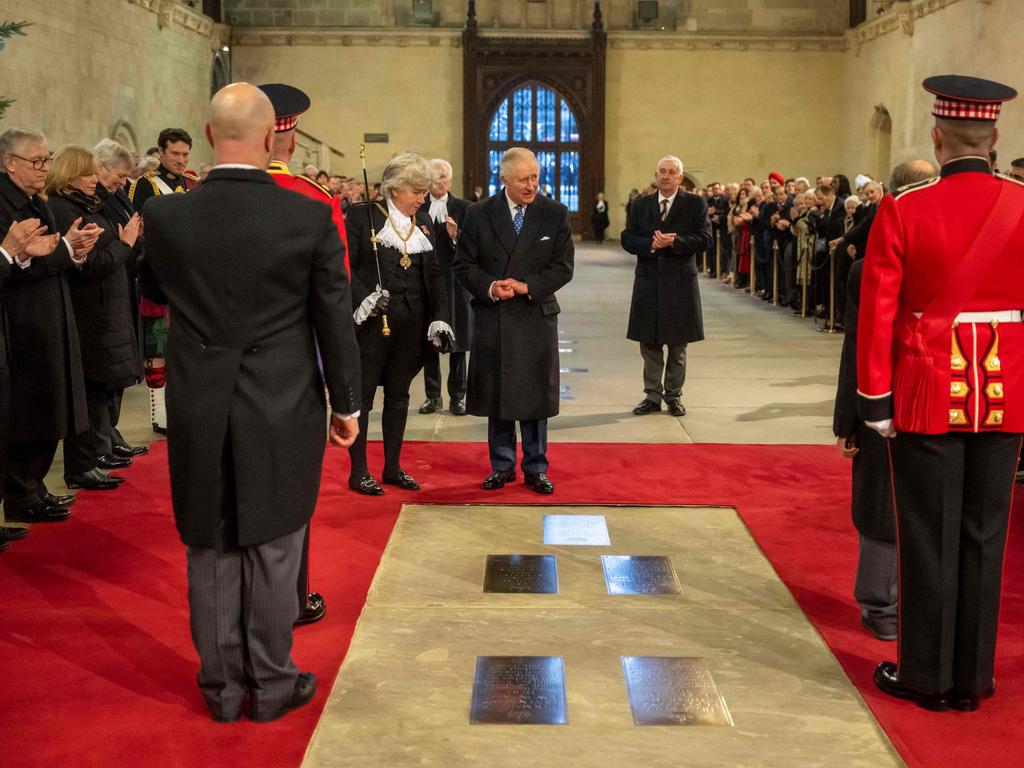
[
  {"xmin": 621, "ymin": 155, "xmax": 711, "ymax": 418},
  {"xmin": 454, "ymin": 147, "xmax": 574, "ymax": 495},
  {"xmin": 143, "ymin": 84, "xmax": 361, "ymax": 723}
]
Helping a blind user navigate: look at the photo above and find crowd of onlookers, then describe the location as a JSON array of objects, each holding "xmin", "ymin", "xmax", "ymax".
[{"xmin": 622, "ymin": 155, "xmax": 1024, "ymax": 331}]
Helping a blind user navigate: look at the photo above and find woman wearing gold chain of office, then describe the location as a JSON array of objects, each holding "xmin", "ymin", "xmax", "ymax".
[{"xmin": 345, "ymin": 152, "xmax": 453, "ymax": 495}]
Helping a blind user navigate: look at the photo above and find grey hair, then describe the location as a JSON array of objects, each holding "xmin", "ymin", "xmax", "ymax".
[
  {"xmin": 430, "ymin": 157, "xmax": 453, "ymax": 180},
  {"xmin": 380, "ymin": 152, "xmax": 432, "ymax": 197},
  {"xmin": 93, "ymin": 138, "xmax": 133, "ymax": 170},
  {"xmin": 499, "ymin": 147, "xmax": 537, "ymax": 181},
  {"xmin": 137, "ymin": 156, "xmax": 160, "ymax": 174},
  {"xmin": 657, "ymin": 155, "xmax": 684, "ymax": 174},
  {"xmin": 0, "ymin": 127, "xmax": 47, "ymax": 159}
]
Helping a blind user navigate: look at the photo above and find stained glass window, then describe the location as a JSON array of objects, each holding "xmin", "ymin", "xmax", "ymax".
[{"xmin": 485, "ymin": 82, "xmax": 581, "ymax": 213}]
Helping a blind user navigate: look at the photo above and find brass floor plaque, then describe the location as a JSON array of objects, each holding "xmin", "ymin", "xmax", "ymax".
[
  {"xmin": 622, "ymin": 657, "xmax": 734, "ymax": 726},
  {"xmin": 483, "ymin": 555, "xmax": 559, "ymax": 594},
  {"xmin": 543, "ymin": 514, "xmax": 611, "ymax": 546},
  {"xmin": 470, "ymin": 656, "xmax": 568, "ymax": 725},
  {"xmin": 602, "ymin": 555, "xmax": 681, "ymax": 595}
]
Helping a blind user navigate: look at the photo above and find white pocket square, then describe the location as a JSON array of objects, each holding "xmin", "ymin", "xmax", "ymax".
[{"xmin": 539, "ymin": 235, "xmax": 551, "ymax": 241}]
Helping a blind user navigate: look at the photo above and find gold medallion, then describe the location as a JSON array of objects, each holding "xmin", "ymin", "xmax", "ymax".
[{"xmin": 400, "ymin": 254, "xmax": 412, "ymax": 270}]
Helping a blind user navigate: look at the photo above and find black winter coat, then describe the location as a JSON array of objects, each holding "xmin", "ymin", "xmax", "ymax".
[
  {"xmin": 621, "ymin": 192, "xmax": 711, "ymax": 346},
  {"xmin": 143, "ymin": 168, "xmax": 361, "ymax": 549},
  {"xmin": 0, "ymin": 173, "xmax": 88, "ymax": 441},
  {"xmin": 49, "ymin": 192, "xmax": 142, "ymax": 389},
  {"xmin": 833, "ymin": 259, "xmax": 894, "ymax": 542},
  {"xmin": 454, "ymin": 191, "xmax": 574, "ymax": 420}
]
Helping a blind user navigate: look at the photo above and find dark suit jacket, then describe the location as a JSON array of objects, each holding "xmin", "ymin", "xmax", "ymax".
[
  {"xmin": 143, "ymin": 167, "xmax": 361, "ymax": 549},
  {"xmin": 621, "ymin": 191, "xmax": 711, "ymax": 346},
  {"xmin": 0, "ymin": 172, "xmax": 88, "ymax": 442},
  {"xmin": 839, "ymin": 202, "xmax": 877, "ymax": 259},
  {"xmin": 454, "ymin": 190, "xmax": 574, "ymax": 420},
  {"xmin": 832, "ymin": 258, "xmax": 894, "ymax": 541}
]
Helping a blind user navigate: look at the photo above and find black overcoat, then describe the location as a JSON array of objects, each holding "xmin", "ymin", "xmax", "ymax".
[
  {"xmin": 621, "ymin": 192, "xmax": 711, "ymax": 346},
  {"xmin": 0, "ymin": 173, "xmax": 88, "ymax": 442},
  {"xmin": 832, "ymin": 259, "xmax": 894, "ymax": 542},
  {"xmin": 49, "ymin": 193, "xmax": 142, "ymax": 389},
  {"xmin": 453, "ymin": 191, "xmax": 574, "ymax": 420},
  {"xmin": 143, "ymin": 168, "xmax": 361, "ymax": 549}
]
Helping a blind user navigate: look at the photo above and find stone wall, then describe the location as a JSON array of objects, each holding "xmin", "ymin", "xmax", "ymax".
[{"xmin": 0, "ymin": 0, "xmax": 220, "ymax": 163}]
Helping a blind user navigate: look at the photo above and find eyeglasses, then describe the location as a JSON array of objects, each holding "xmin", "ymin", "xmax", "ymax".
[{"xmin": 7, "ymin": 153, "xmax": 54, "ymax": 170}]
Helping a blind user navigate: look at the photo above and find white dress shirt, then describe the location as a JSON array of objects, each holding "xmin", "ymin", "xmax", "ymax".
[{"xmin": 428, "ymin": 193, "xmax": 449, "ymax": 224}]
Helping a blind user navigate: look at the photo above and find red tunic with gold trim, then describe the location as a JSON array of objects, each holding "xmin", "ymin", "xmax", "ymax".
[
  {"xmin": 857, "ymin": 156, "xmax": 1024, "ymax": 434},
  {"xmin": 267, "ymin": 160, "xmax": 350, "ymax": 276}
]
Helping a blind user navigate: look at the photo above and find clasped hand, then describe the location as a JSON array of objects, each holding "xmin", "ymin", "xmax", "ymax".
[
  {"xmin": 651, "ymin": 230, "xmax": 676, "ymax": 250},
  {"xmin": 491, "ymin": 278, "xmax": 528, "ymax": 300},
  {"xmin": 1, "ymin": 218, "xmax": 59, "ymax": 260}
]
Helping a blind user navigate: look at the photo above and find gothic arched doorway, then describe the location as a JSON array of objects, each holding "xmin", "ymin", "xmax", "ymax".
[{"xmin": 485, "ymin": 82, "xmax": 581, "ymax": 227}]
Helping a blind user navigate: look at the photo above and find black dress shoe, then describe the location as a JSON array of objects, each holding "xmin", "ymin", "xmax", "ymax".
[
  {"xmin": 873, "ymin": 662, "xmax": 950, "ymax": 711},
  {"xmin": 97, "ymin": 454, "xmax": 132, "ymax": 469},
  {"xmin": 2, "ymin": 526, "xmax": 29, "ymax": 542},
  {"xmin": 66, "ymin": 469, "xmax": 123, "ymax": 490},
  {"xmin": 114, "ymin": 444, "xmax": 148, "ymax": 458},
  {"xmin": 524, "ymin": 472, "xmax": 555, "ymax": 494},
  {"xmin": 95, "ymin": 468, "xmax": 125, "ymax": 484},
  {"xmin": 861, "ymin": 614, "xmax": 897, "ymax": 641},
  {"xmin": 482, "ymin": 470, "xmax": 516, "ymax": 490},
  {"xmin": 41, "ymin": 491, "xmax": 75, "ymax": 509},
  {"xmin": 450, "ymin": 399, "xmax": 467, "ymax": 416},
  {"xmin": 348, "ymin": 474, "xmax": 384, "ymax": 496},
  {"xmin": 5, "ymin": 501, "xmax": 72, "ymax": 524},
  {"xmin": 295, "ymin": 592, "xmax": 326, "ymax": 626},
  {"xmin": 382, "ymin": 470, "xmax": 420, "ymax": 491},
  {"xmin": 251, "ymin": 672, "xmax": 317, "ymax": 723},
  {"xmin": 632, "ymin": 399, "xmax": 662, "ymax": 415},
  {"xmin": 950, "ymin": 684, "xmax": 995, "ymax": 712},
  {"xmin": 666, "ymin": 401, "xmax": 687, "ymax": 417},
  {"xmin": 418, "ymin": 397, "xmax": 442, "ymax": 414}
]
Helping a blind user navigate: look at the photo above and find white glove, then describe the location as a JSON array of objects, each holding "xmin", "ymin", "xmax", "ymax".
[
  {"xmin": 353, "ymin": 286, "xmax": 390, "ymax": 325},
  {"xmin": 427, "ymin": 320, "xmax": 455, "ymax": 351},
  {"xmin": 865, "ymin": 419, "xmax": 896, "ymax": 438}
]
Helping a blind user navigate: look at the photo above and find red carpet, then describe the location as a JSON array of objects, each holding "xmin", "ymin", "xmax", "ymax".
[{"xmin": 1, "ymin": 439, "xmax": 1022, "ymax": 768}]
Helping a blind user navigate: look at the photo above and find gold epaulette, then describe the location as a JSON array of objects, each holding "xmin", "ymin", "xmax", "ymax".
[
  {"xmin": 128, "ymin": 171, "xmax": 160, "ymax": 202},
  {"xmin": 183, "ymin": 170, "xmax": 200, "ymax": 182},
  {"xmin": 294, "ymin": 173, "xmax": 331, "ymax": 197},
  {"xmin": 894, "ymin": 176, "xmax": 940, "ymax": 199}
]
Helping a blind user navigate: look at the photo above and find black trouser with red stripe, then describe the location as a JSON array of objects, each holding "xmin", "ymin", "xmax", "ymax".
[{"xmin": 889, "ymin": 431, "xmax": 1022, "ymax": 696}]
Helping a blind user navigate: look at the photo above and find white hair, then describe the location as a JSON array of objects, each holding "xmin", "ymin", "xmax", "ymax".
[
  {"xmin": 657, "ymin": 155, "xmax": 683, "ymax": 174},
  {"xmin": 0, "ymin": 127, "xmax": 46, "ymax": 159},
  {"xmin": 380, "ymin": 152, "xmax": 432, "ymax": 197},
  {"xmin": 845, "ymin": 195, "xmax": 861, "ymax": 208},
  {"xmin": 499, "ymin": 147, "xmax": 538, "ymax": 181},
  {"xmin": 430, "ymin": 157, "xmax": 453, "ymax": 178},
  {"xmin": 93, "ymin": 138, "xmax": 133, "ymax": 170}
]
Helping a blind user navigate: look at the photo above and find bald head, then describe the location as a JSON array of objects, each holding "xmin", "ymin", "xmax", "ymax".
[
  {"xmin": 205, "ymin": 83, "xmax": 276, "ymax": 167},
  {"xmin": 889, "ymin": 159, "xmax": 939, "ymax": 191}
]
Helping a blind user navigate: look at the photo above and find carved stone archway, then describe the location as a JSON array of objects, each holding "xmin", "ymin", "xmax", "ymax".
[{"xmin": 462, "ymin": 1, "xmax": 606, "ymax": 237}]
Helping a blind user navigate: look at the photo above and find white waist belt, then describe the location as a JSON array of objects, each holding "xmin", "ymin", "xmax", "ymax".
[{"xmin": 912, "ymin": 310, "xmax": 1023, "ymax": 323}]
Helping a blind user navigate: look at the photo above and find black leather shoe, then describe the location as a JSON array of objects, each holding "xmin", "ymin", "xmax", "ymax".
[
  {"xmin": 632, "ymin": 399, "xmax": 662, "ymax": 415},
  {"xmin": 97, "ymin": 454, "xmax": 132, "ymax": 469},
  {"xmin": 450, "ymin": 399, "xmax": 467, "ymax": 416},
  {"xmin": 5, "ymin": 501, "xmax": 72, "ymax": 524},
  {"xmin": 66, "ymin": 469, "xmax": 122, "ymax": 490},
  {"xmin": 95, "ymin": 468, "xmax": 125, "ymax": 484},
  {"xmin": 114, "ymin": 444, "xmax": 149, "ymax": 458},
  {"xmin": 666, "ymin": 401, "xmax": 687, "ymax": 417},
  {"xmin": 861, "ymin": 614, "xmax": 897, "ymax": 641},
  {"xmin": 482, "ymin": 470, "xmax": 516, "ymax": 490},
  {"xmin": 382, "ymin": 470, "xmax": 420, "ymax": 491},
  {"xmin": 524, "ymin": 472, "xmax": 555, "ymax": 494},
  {"xmin": 873, "ymin": 662, "xmax": 950, "ymax": 711},
  {"xmin": 295, "ymin": 592, "xmax": 326, "ymax": 626},
  {"xmin": 250, "ymin": 672, "xmax": 317, "ymax": 723},
  {"xmin": 2, "ymin": 526, "xmax": 29, "ymax": 542},
  {"xmin": 950, "ymin": 684, "xmax": 994, "ymax": 712},
  {"xmin": 41, "ymin": 491, "xmax": 75, "ymax": 509},
  {"xmin": 418, "ymin": 397, "xmax": 442, "ymax": 414},
  {"xmin": 348, "ymin": 474, "xmax": 384, "ymax": 496}
]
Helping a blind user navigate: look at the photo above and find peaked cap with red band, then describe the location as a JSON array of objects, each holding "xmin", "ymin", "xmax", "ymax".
[
  {"xmin": 257, "ymin": 83, "xmax": 311, "ymax": 132},
  {"xmin": 924, "ymin": 74, "xmax": 1017, "ymax": 121}
]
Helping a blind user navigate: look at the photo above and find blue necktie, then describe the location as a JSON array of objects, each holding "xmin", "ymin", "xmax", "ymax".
[{"xmin": 513, "ymin": 205, "xmax": 524, "ymax": 235}]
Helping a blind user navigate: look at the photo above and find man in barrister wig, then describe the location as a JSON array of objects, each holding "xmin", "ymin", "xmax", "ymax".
[
  {"xmin": 858, "ymin": 74, "xmax": 1024, "ymax": 712},
  {"xmin": 258, "ymin": 82, "xmax": 350, "ymax": 627}
]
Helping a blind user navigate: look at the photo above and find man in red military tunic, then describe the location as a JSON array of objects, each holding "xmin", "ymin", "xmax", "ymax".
[
  {"xmin": 858, "ymin": 75, "xmax": 1024, "ymax": 712},
  {"xmin": 258, "ymin": 82, "xmax": 354, "ymax": 627}
]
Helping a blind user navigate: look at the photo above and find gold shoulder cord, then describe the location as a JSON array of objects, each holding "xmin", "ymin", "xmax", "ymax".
[{"xmin": 374, "ymin": 203, "xmax": 416, "ymax": 270}]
